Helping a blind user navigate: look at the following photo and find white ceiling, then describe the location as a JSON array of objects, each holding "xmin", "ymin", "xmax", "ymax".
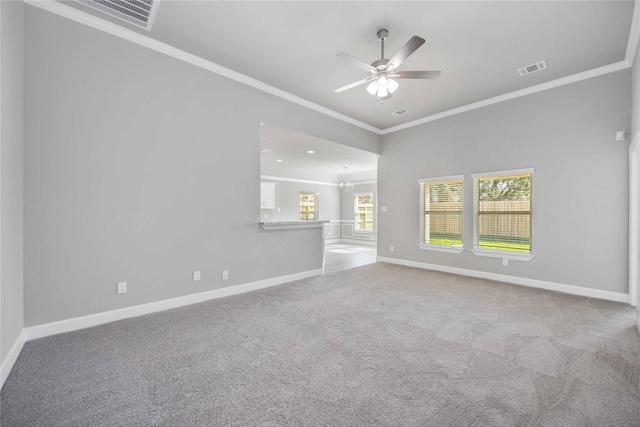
[
  {"xmin": 62, "ymin": 0, "xmax": 636, "ymax": 130},
  {"xmin": 55, "ymin": 0, "xmax": 637, "ymax": 181}
]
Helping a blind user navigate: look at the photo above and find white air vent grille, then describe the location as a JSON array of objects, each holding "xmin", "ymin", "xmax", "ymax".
[
  {"xmin": 75, "ymin": 0, "xmax": 160, "ymax": 30},
  {"xmin": 518, "ymin": 60, "xmax": 547, "ymax": 76},
  {"xmin": 391, "ymin": 109, "xmax": 409, "ymax": 117}
]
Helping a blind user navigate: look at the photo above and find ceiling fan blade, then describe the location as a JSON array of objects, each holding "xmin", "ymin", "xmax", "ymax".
[
  {"xmin": 388, "ymin": 36, "xmax": 426, "ymax": 70},
  {"xmin": 394, "ymin": 70, "xmax": 441, "ymax": 79},
  {"xmin": 337, "ymin": 52, "xmax": 376, "ymax": 72},
  {"xmin": 334, "ymin": 77, "xmax": 374, "ymax": 93}
]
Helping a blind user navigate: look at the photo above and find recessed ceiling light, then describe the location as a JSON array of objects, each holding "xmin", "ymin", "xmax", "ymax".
[
  {"xmin": 276, "ymin": 159, "xmax": 283, "ymax": 162},
  {"xmin": 307, "ymin": 150, "xmax": 315, "ymax": 154},
  {"xmin": 260, "ymin": 148, "xmax": 273, "ymax": 153}
]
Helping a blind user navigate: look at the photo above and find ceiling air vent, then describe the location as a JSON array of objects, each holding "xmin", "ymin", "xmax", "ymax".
[
  {"xmin": 75, "ymin": 0, "xmax": 160, "ymax": 31},
  {"xmin": 391, "ymin": 109, "xmax": 409, "ymax": 117},
  {"xmin": 518, "ymin": 60, "xmax": 547, "ymax": 76}
]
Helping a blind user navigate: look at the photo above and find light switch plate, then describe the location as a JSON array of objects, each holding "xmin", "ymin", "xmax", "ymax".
[{"xmin": 117, "ymin": 282, "xmax": 127, "ymax": 294}]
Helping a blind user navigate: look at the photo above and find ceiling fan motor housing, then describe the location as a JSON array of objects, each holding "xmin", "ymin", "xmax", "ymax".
[{"xmin": 372, "ymin": 59, "xmax": 390, "ymax": 70}]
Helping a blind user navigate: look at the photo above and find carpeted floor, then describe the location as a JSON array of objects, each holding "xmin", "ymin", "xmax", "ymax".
[{"xmin": 2, "ymin": 262, "xmax": 639, "ymax": 426}]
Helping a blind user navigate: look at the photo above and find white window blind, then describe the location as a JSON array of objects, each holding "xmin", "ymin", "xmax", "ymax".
[
  {"xmin": 473, "ymin": 171, "xmax": 532, "ymax": 253},
  {"xmin": 420, "ymin": 177, "xmax": 463, "ymax": 247}
]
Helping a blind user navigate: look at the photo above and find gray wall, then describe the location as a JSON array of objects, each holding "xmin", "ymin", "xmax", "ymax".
[
  {"xmin": 260, "ymin": 179, "xmax": 340, "ymax": 222},
  {"xmin": 379, "ymin": 70, "xmax": 631, "ymax": 294},
  {"xmin": 1, "ymin": 1, "xmax": 24, "ymax": 362},
  {"xmin": 23, "ymin": 7, "xmax": 379, "ymax": 326}
]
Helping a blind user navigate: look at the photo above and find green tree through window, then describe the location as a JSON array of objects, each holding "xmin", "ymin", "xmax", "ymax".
[{"xmin": 475, "ymin": 172, "xmax": 532, "ymax": 253}]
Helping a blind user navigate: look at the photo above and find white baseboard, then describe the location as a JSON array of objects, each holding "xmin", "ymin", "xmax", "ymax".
[
  {"xmin": 25, "ymin": 269, "xmax": 323, "ymax": 341},
  {"xmin": 377, "ymin": 256, "xmax": 630, "ymax": 304},
  {"xmin": 1, "ymin": 330, "xmax": 26, "ymax": 389},
  {"xmin": 332, "ymin": 238, "xmax": 377, "ymax": 247}
]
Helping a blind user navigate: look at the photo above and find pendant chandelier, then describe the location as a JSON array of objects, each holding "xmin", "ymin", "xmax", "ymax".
[{"xmin": 340, "ymin": 167, "xmax": 353, "ymax": 192}]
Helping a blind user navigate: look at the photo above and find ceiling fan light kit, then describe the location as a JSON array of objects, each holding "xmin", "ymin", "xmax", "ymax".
[{"xmin": 335, "ymin": 29, "xmax": 441, "ymax": 103}]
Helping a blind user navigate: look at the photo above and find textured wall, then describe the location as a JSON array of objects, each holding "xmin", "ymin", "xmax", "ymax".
[
  {"xmin": 379, "ymin": 70, "xmax": 631, "ymax": 294},
  {"xmin": 23, "ymin": 7, "xmax": 379, "ymax": 326},
  {"xmin": 1, "ymin": 0, "xmax": 24, "ymax": 362}
]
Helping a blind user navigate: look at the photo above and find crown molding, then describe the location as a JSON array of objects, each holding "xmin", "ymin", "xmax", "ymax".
[
  {"xmin": 26, "ymin": 0, "xmax": 639, "ymax": 137},
  {"xmin": 261, "ymin": 175, "xmax": 376, "ymax": 187},
  {"xmin": 381, "ymin": 61, "xmax": 631, "ymax": 135},
  {"xmin": 24, "ymin": 0, "xmax": 381, "ymax": 135},
  {"xmin": 261, "ymin": 175, "xmax": 339, "ymax": 187}
]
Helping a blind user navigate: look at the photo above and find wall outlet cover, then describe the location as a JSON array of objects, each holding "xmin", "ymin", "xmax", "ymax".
[
  {"xmin": 117, "ymin": 282, "xmax": 127, "ymax": 294},
  {"xmin": 193, "ymin": 271, "xmax": 201, "ymax": 281}
]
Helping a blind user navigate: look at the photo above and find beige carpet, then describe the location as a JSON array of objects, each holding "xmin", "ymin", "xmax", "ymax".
[{"xmin": 2, "ymin": 262, "xmax": 639, "ymax": 426}]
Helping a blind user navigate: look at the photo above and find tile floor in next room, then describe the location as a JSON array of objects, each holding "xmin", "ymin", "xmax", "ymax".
[{"xmin": 324, "ymin": 242, "xmax": 377, "ymax": 274}]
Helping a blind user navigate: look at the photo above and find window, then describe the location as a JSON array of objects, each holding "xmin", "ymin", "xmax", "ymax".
[
  {"xmin": 472, "ymin": 169, "xmax": 533, "ymax": 259},
  {"xmin": 419, "ymin": 176, "xmax": 464, "ymax": 252},
  {"xmin": 355, "ymin": 193, "xmax": 374, "ymax": 231},
  {"xmin": 299, "ymin": 192, "xmax": 318, "ymax": 220}
]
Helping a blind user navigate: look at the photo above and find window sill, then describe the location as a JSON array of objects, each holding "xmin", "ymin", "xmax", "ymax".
[
  {"xmin": 471, "ymin": 249, "xmax": 534, "ymax": 261},
  {"xmin": 418, "ymin": 244, "xmax": 464, "ymax": 254}
]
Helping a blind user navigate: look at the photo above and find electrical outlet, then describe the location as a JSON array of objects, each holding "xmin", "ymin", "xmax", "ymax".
[
  {"xmin": 117, "ymin": 282, "xmax": 127, "ymax": 294},
  {"xmin": 222, "ymin": 270, "xmax": 229, "ymax": 280},
  {"xmin": 193, "ymin": 271, "xmax": 201, "ymax": 281},
  {"xmin": 390, "ymin": 245, "xmax": 394, "ymax": 252},
  {"xmin": 502, "ymin": 258, "xmax": 509, "ymax": 267}
]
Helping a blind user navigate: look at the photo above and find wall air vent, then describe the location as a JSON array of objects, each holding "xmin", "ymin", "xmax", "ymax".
[
  {"xmin": 75, "ymin": 0, "xmax": 160, "ymax": 31},
  {"xmin": 518, "ymin": 60, "xmax": 547, "ymax": 76},
  {"xmin": 391, "ymin": 109, "xmax": 409, "ymax": 117}
]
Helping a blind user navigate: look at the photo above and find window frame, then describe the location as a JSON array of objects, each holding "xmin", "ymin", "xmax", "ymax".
[
  {"xmin": 471, "ymin": 168, "xmax": 535, "ymax": 261},
  {"xmin": 354, "ymin": 192, "xmax": 375, "ymax": 232},
  {"xmin": 418, "ymin": 175, "xmax": 465, "ymax": 254},
  {"xmin": 299, "ymin": 192, "xmax": 319, "ymax": 221}
]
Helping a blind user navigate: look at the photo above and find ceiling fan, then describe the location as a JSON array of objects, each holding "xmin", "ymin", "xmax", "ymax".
[{"xmin": 334, "ymin": 29, "xmax": 441, "ymax": 103}]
